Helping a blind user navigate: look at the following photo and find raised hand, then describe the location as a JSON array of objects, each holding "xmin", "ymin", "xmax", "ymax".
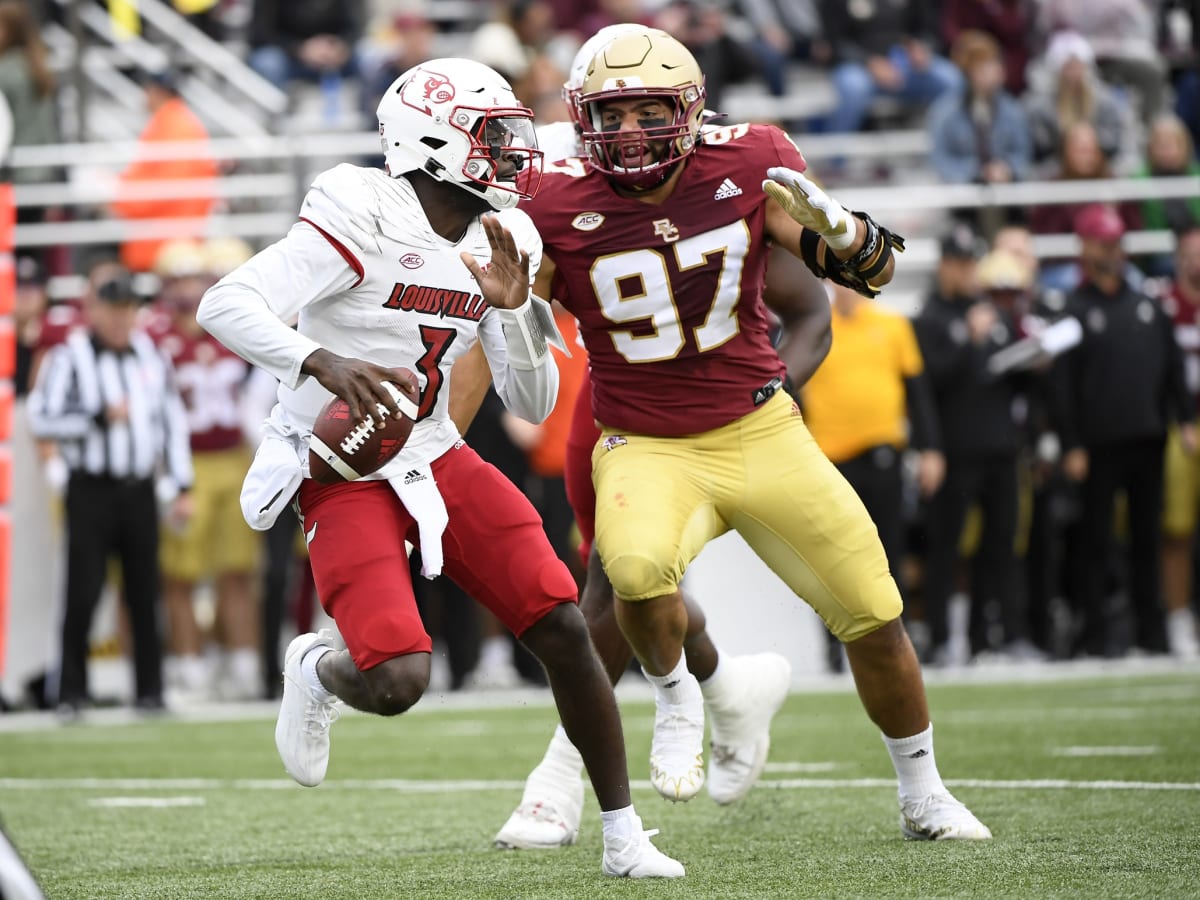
[
  {"xmin": 762, "ymin": 166, "xmax": 856, "ymax": 250},
  {"xmin": 460, "ymin": 215, "xmax": 531, "ymax": 311}
]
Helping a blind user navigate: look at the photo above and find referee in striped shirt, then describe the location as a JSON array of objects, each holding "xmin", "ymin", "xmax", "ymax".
[{"xmin": 27, "ymin": 267, "xmax": 193, "ymax": 713}]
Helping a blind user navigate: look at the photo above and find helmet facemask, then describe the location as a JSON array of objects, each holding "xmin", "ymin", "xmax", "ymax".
[
  {"xmin": 574, "ymin": 31, "xmax": 707, "ymax": 190},
  {"xmin": 449, "ymin": 106, "xmax": 543, "ymax": 207},
  {"xmin": 579, "ymin": 86, "xmax": 704, "ymax": 189}
]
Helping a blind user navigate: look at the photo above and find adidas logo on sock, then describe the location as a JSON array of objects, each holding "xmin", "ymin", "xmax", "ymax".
[
  {"xmin": 714, "ymin": 177, "xmax": 743, "ymax": 200},
  {"xmin": 663, "ymin": 680, "xmax": 680, "ymax": 689},
  {"xmin": 906, "ymin": 749, "xmax": 929, "ymax": 759}
]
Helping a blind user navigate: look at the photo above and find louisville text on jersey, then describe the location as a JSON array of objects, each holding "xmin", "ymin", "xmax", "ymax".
[{"xmin": 382, "ymin": 283, "xmax": 488, "ymax": 321}]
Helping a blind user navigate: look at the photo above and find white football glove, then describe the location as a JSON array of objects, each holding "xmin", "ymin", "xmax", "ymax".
[{"xmin": 762, "ymin": 166, "xmax": 856, "ymax": 251}]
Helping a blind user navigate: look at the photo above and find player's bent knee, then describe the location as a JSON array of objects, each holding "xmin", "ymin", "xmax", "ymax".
[
  {"xmin": 521, "ymin": 603, "xmax": 592, "ymax": 670},
  {"xmin": 603, "ymin": 551, "xmax": 677, "ymax": 602},
  {"xmin": 363, "ymin": 654, "xmax": 430, "ymax": 716}
]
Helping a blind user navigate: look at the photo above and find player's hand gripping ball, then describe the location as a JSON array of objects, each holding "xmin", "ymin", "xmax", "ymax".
[{"xmin": 307, "ymin": 369, "xmax": 420, "ymax": 484}]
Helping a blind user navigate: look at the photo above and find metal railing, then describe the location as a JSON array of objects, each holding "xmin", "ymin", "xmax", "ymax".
[{"xmin": 7, "ymin": 132, "xmax": 1194, "ymax": 268}]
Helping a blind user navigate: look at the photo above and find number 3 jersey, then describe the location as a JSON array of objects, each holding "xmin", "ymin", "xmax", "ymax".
[
  {"xmin": 199, "ymin": 163, "xmax": 550, "ymax": 476},
  {"xmin": 522, "ymin": 123, "xmax": 804, "ymax": 436}
]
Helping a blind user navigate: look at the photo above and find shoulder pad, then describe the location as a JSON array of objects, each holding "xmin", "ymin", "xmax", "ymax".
[{"xmin": 300, "ymin": 164, "xmax": 380, "ymax": 256}]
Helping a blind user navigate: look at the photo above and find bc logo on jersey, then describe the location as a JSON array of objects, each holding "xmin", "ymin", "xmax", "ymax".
[{"xmin": 653, "ymin": 218, "xmax": 679, "ymax": 243}]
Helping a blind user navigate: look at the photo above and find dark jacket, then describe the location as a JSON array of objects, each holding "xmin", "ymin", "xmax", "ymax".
[
  {"xmin": 820, "ymin": 0, "xmax": 932, "ymax": 63},
  {"xmin": 914, "ymin": 292, "xmax": 1028, "ymax": 457},
  {"xmin": 1055, "ymin": 278, "xmax": 1192, "ymax": 448},
  {"xmin": 250, "ymin": 0, "xmax": 364, "ymax": 53}
]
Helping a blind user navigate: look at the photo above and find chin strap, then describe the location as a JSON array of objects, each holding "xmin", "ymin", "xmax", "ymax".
[{"xmin": 799, "ymin": 211, "xmax": 906, "ymax": 299}]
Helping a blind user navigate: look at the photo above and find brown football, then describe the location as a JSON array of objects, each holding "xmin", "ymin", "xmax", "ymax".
[{"xmin": 307, "ymin": 369, "xmax": 421, "ymax": 484}]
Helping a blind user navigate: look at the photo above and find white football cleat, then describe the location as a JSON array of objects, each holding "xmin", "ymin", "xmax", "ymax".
[
  {"xmin": 649, "ymin": 674, "xmax": 706, "ymax": 802},
  {"xmin": 275, "ymin": 630, "xmax": 339, "ymax": 787},
  {"xmin": 900, "ymin": 791, "xmax": 993, "ymax": 840},
  {"xmin": 706, "ymin": 652, "xmax": 792, "ymax": 805},
  {"xmin": 602, "ymin": 819, "xmax": 685, "ymax": 878},
  {"xmin": 494, "ymin": 799, "xmax": 581, "ymax": 849}
]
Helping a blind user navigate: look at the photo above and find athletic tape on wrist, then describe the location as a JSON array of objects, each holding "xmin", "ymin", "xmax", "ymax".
[{"xmin": 499, "ymin": 295, "xmax": 549, "ymax": 370}]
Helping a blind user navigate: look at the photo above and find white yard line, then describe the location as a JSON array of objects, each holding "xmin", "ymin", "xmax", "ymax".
[
  {"xmin": 1, "ymin": 777, "xmax": 1196, "ymax": 792},
  {"xmin": 1050, "ymin": 746, "xmax": 1162, "ymax": 757},
  {"xmin": 87, "ymin": 797, "xmax": 206, "ymax": 808}
]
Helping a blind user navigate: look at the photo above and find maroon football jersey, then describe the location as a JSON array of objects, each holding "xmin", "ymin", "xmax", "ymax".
[
  {"xmin": 523, "ymin": 123, "xmax": 804, "ymax": 436},
  {"xmin": 152, "ymin": 320, "xmax": 249, "ymax": 452}
]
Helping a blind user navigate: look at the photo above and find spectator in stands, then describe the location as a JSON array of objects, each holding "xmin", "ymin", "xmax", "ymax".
[
  {"xmin": 361, "ymin": 11, "xmax": 435, "ymax": 121},
  {"xmin": 1028, "ymin": 120, "xmax": 1142, "ymax": 291},
  {"xmin": 652, "ymin": 1, "xmax": 761, "ymax": 110},
  {"xmin": 940, "ymin": 0, "xmax": 1037, "ymax": 96},
  {"xmin": 736, "ymin": 0, "xmax": 826, "ymax": 97},
  {"xmin": 572, "ymin": 0, "xmax": 656, "ymax": 42},
  {"xmin": 150, "ymin": 240, "xmax": 260, "ymax": 702},
  {"xmin": 248, "ymin": 0, "xmax": 366, "ymax": 120},
  {"xmin": 928, "ymin": 30, "xmax": 1032, "ymax": 186},
  {"xmin": 800, "ymin": 280, "xmax": 944, "ymax": 672},
  {"xmin": 110, "ymin": 69, "xmax": 219, "ymax": 274},
  {"xmin": 818, "ymin": 0, "xmax": 961, "ymax": 134},
  {"xmin": 914, "ymin": 225, "xmax": 1030, "ymax": 665},
  {"xmin": 1160, "ymin": 0, "xmax": 1199, "ymax": 149},
  {"xmin": 1056, "ymin": 204, "xmax": 1193, "ymax": 658},
  {"xmin": 0, "ymin": 0, "xmax": 59, "ymax": 197},
  {"xmin": 27, "ymin": 265, "xmax": 194, "ymax": 715},
  {"xmin": 1041, "ymin": 0, "xmax": 1169, "ymax": 122},
  {"xmin": 1138, "ymin": 114, "xmax": 1200, "ymax": 234},
  {"xmin": 1024, "ymin": 31, "xmax": 1138, "ymax": 177},
  {"xmin": 467, "ymin": 0, "xmax": 572, "ymax": 107},
  {"xmin": 1160, "ymin": 225, "xmax": 1200, "ymax": 660}
]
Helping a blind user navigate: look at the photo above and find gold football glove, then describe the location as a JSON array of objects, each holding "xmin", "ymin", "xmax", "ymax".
[{"xmin": 762, "ymin": 166, "xmax": 856, "ymax": 251}]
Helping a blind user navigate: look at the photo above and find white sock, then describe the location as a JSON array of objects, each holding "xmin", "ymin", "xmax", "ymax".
[
  {"xmin": 600, "ymin": 804, "xmax": 638, "ymax": 841},
  {"xmin": 698, "ymin": 654, "xmax": 731, "ymax": 705},
  {"xmin": 523, "ymin": 725, "xmax": 584, "ymax": 803},
  {"xmin": 882, "ymin": 723, "xmax": 947, "ymax": 802},
  {"xmin": 300, "ymin": 645, "xmax": 336, "ymax": 702},
  {"xmin": 645, "ymin": 653, "xmax": 695, "ymax": 707}
]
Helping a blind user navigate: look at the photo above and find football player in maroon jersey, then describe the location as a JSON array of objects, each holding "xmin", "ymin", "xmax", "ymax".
[{"xmin": 511, "ymin": 29, "xmax": 989, "ymax": 841}]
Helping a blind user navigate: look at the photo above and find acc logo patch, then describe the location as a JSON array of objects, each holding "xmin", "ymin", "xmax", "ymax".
[
  {"xmin": 400, "ymin": 253, "xmax": 424, "ymax": 269},
  {"xmin": 572, "ymin": 212, "xmax": 605, "ymax": 232}
]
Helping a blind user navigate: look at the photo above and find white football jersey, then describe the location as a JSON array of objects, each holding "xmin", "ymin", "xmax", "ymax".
[
  {"xmin": 535, "ymin": 120, "xmax": 582, "ymax": 163},
  {"xmin": 199, "ymin": 163, "xmax": 550, "ymax": 478}
]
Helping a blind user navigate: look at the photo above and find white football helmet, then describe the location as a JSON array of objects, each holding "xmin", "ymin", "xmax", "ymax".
[{"xmin": 377, "ymin": 58, "xmax": 543, "ymax": 210}]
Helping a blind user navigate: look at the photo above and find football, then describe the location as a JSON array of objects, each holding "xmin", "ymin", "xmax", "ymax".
[{"xmin": 307, "ymin": 370, "xmax": 421, "ymax": 484}]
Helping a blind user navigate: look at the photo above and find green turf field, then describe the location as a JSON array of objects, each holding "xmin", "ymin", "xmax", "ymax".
[{"xmin": 1, "ymin": 668, "xmax": 1197, "ymax": 898}]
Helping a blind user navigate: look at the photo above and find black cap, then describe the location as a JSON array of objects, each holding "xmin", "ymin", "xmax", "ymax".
[
  {"xmin": 939, "ymin": 224, "xmax": 985, "ymax": 261},
  {"xmin": 95, "ymin": 270, "xmax": 141, "ymax": 305}
]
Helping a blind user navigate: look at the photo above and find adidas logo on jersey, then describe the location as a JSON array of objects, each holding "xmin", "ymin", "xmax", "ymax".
[
  {"xmin": 403, "ymin": 470, "xmax": 426, "ymax": 485},
  {"xmin": 714, "ymin": 178, "xmax": 743, "ymax": 200}
]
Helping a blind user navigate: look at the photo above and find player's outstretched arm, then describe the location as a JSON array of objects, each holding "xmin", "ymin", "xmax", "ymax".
[
  {"xmin": 762, "ymin": 247, "xmax": 833, "ymax": 388},
  {"xmin": 763, "ymin": 167, "xmax": 904, "ymax": 299}
]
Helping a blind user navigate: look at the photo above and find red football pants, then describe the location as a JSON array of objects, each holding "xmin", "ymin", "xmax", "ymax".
[{"xmin": 298, "ymin": 441, "xmax": 578, "ymax": 670}]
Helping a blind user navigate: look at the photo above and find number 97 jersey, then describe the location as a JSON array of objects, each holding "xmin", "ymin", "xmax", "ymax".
[{"xmin": 523, "ymin": 123, "xmax": 804, "ymax": 436}]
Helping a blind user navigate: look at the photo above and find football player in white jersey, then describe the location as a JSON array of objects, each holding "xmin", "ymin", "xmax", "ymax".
[{"xmin": 197, "ymin": 58, "xmax": 684, "ymax": 879}]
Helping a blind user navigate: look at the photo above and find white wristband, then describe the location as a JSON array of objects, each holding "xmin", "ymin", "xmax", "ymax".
[{"xmin": 498, "ymin": 296, "xmax": 550, "ymax": 370}]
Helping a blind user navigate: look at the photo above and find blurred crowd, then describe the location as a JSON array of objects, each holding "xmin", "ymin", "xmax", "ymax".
[{"xmin": 3, "ymin": 0, "xmax": 1199, "ymax": 712}]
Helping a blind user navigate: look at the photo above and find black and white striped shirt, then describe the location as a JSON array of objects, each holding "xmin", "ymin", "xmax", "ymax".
[{"xmin": 27, "ymin": 329, "xmax": 193, "ymax": 490}]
